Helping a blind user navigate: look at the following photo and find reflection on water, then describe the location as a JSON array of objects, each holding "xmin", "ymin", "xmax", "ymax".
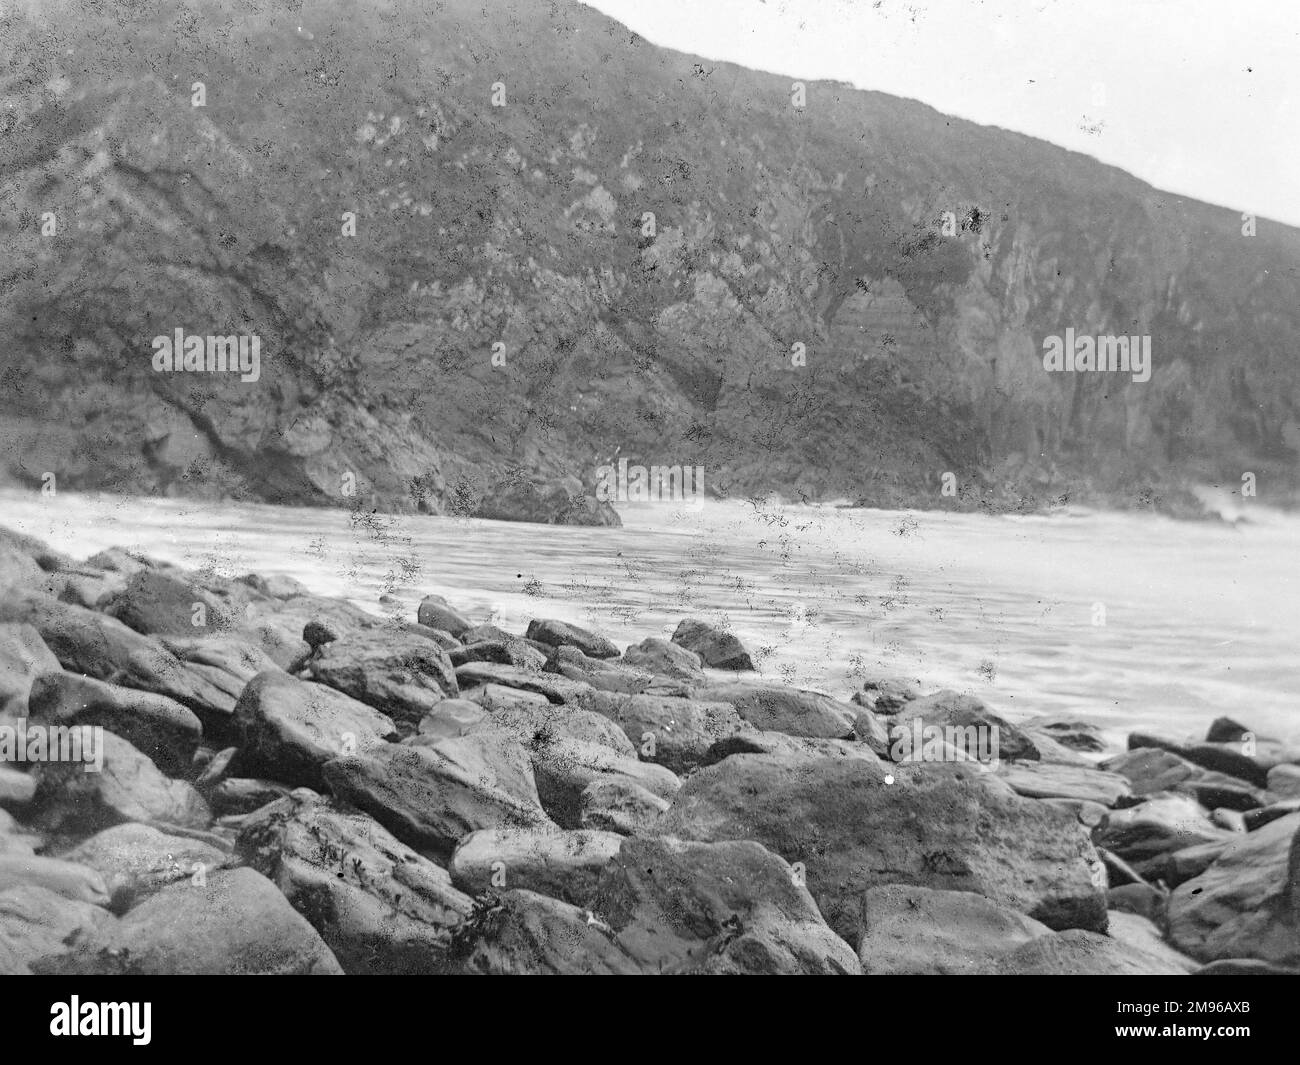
[{"xmin": 4, "ymin": 489, "xmax": 1298, "ymax": 748}]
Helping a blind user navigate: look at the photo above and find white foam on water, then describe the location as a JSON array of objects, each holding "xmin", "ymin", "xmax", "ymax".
[{"xmin": 3, "ymin": 489, "xmax": 1297, "ymax": 744}]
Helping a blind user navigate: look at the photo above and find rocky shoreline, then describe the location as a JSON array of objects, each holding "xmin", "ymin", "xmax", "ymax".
[{"xmin": 0, "ymin": 522, "xmax": 1297, "ymax": 975}]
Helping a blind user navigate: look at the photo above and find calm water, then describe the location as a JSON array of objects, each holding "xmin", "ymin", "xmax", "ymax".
[{"xmin": 3, "ymin": 489, "xmax": 1297, "ymax": 749}]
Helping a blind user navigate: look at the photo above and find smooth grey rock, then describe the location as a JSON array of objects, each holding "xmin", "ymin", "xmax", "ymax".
[
  {"xmin": 658, "ymin": 753, "xmax": 1107, "ymax": 944},
  {"xmin": 450, "ymin": 827, "xmax": 621, "ymax": 905},
  {"xmin": 40, "ymin": 867, "xmax": 343, "ymax": 975},
  {"xmin": 233, "ymin": 671, "xmax": 396, "ymax": 789},
  {"xmin": 237, "ymin": 790, "xmax": 474, "ymax": 974},
  {"xmin": 670, "ymin": 618, "xmax": 754, "ymax": 671},
  {"xmin": 857, "ymin": 884, "xmax": 1052, "ymax": 974}
]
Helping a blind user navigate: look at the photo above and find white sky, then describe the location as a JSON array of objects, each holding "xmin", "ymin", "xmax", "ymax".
[{"xmin": 583, "ymin": 0, "xmax": 1300, "ymax": 227}]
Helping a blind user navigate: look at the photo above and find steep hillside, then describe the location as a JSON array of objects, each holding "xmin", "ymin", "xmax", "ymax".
[{"xmin": 3, "ymin": 0, "xmax": 1298, "ymax": 518}]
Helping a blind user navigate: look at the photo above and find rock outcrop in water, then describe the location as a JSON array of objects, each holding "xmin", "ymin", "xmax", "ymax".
[{"xmin": 0, "ymin": 523, "xmax": 1297, "ymax": 974}]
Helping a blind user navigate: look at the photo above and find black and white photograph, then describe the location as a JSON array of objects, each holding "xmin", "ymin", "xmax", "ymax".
[{"xmin": 0, "ymin": 0, "xmax": 1297, "ymax": 1020}]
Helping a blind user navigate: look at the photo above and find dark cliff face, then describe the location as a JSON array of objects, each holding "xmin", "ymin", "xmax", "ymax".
[{"xmin": 3, "ymin": 0, "xmax": 1298, "ymax": 518}]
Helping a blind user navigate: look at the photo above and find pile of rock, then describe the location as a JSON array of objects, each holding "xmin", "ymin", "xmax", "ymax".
[{"xmin": 0, "ymin": 524, "xmax": 1296, "ymax": 974}]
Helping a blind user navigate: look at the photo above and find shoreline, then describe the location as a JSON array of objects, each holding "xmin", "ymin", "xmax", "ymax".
[
  {"xmin": 6, "ymin": 476, "xmax": 1295, "ymax": 526},
  {"xmin": 1, "ymin": 488, "xmax": 1298, "ymax": 748},
  {"xmin": 0, "ymin": 521, "xmax": 1297, "ymax": 974}
]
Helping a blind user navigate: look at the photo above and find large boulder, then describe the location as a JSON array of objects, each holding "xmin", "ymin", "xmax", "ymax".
[
  {"xmin": 236, "ymin": 571, "xmax": 312, "ymax": 599},
  {"xmin": 0, "ymin": 542, "xmax": 47, "ymax": 592},
  {"xmin": 853, "ymin": 706, "xmax": 898, "ymax": 755},
  {"xmin": 0, "ymin": 588, "xmax": 157, "ymax": 680},
  {"xmin": 450, "ymin": 827, "xmax": 622, "ymax": 905},
  {"xmin": 236, "ymin": 586, "xmax": 406, "ymax": 668},
  {"xmin": 0, "ymin": 623, "xmax": 61, "ymax": 714},
  {"xmin": 45, "ymin": 567, "xmax": 127, "ymax": 610},
  {"xmin": 471, "ymin": 698, "xmax": 637, "ymax": 759},
  {"xmin": 1205, "ymin": 716, "xmax": 1253, "ymax": 744},
  {"xmin": 527, "ymin": 737, "xmax": 681, "ymax": 828},
  {"xmin": 670, "ymin": 618, "xmax": 754, "ymax": 671},
  {"xmin": 39, "ymin": 867, "xmax": 343, "ymax": 974},
  {"xmin": 1268, "ymin": 765, "xmax": 1300, "ymax": 800},
  {"xmin": 104, "ymin": 568, "xmax": 236, "ymax": 637},
  {"xmin": 237, "ymin": 790, "xmax": 474, "ymax": 974},
  {"xmin": 1162, "ymin": 839, "xmax": 1234, "ymax": 888},
  {"xmin": 27, "ymin": 671, "xmax": 201, "ymax": 777},
  {"xmin": 1016, "ymin": 727, "xmax": 1095, "ymax": 766},
  {"xmin": 323, "ymin": 741, "xmax": 554, "ymax": 859},
  {"xmin": 414, "ymin": 729, "xmax": 542, "ymax": 800},
  {"xmin": 857, "ymin": 884, "xmax": 1052, "ymax": 974},
  {"xmin": 1093, "ymin": 795, "xmax": 1232, "ymax": 880},
  {"xmin": 417, "ymin": 699, "xmax": 489, "ymax": 741},
  {"xmin": 117, "ymin": 643, "xmax": 247, "ymax": 738},
  {"xmin": 593, "ymin": 835, "xmax": 860, "ymax": 974},
  {"xmin": 460, "ymin": 681, "xmax": 550, "ymax": 713},
  {"xmin": 0, "ymin": 854, "xmax": 111, "ymax": 905},
  {"xmin": 887, "ymin": 690, "xmax": 1041, "ymax": 762},
  {"xmin": 32, "ymin": 730, "xmax": 210, "ymax": 834},
  {"xmin": 1126, "ymin": 732, "xmax": 1270, "ymax": 788},
  {"xmin": 705, "ymin": 729, "xmax": 884, "ymax": 766},
  {"xmin": 0, "ymin": 806, "xmax": 39, "ymax": 853},
  {"xmin": 579, "ymin": 777, "xmax": 671, "ymax": 835},
  {"xmin": 1193, "ymin": 959, "xmax": 1300, "ymax": 975},
  {"xmin": 980, "ymin": 928, "xmax": 1190, "ymax": 975},
  {"xmin": 0, "ymin": 535, "xmax": 67, "ymax": 581},
  {"xmin": 416, "ymin": 594, "xmax": 472, "ymax": 637},
  {"xmin": 454, "ymin": 889, "xmax": 640, "ymax": 974},
  {"xmin": 400, "ymin": 622, "xmax": 461, "ymax": 653},
  {"xmin": 1102, "ymin": 748, "xmax": 1201, "ymax": 795},
  {"xmin": 460, "ymin": 623, "xmax": 525, "ymax": 646},
  {"xmin": 210, "ymin": 778, "xmax": 293, "ymax": 817},
  {"xmin": 0, "ymin": 591, "xmax": 239, "ymax": 732},
  {"xmin": 233, "ymin": 671, "xmax": 397, "ymax": 790},
  {"xmin": 1268, "ymin": 764, "xmax": 1300, "ymax": 801},
  {"xmin": 60, "ymin": 823, "xmax": 228, "ymax": 911},
  {"xmin": 995, "ymin": 761, "xmax": 1131, "ymax": 807},
  {"xmin": 0, "ymin": 885, "xmax": 113, "ymax": 975},
  {"xmin": 621, "ymin": 638, "xmax": 706, "ymax": 684},
  {"xmin": 657, "ymin": 754, "xmax": 1107, "ymax": 944},
  {"xmin": 0, "ymin": 767, "xmax": 37, "ymax": 810},
  {"xmin": 695, "ymin": 681, "xmax": 856, "ymax": 739},
  {"xmin": 158, "ymin": 635, "xmax": 286, "ymax": 717},
  {"xmin": 450, "ymin": 696, "xmax": 676, "ymax": 832},
  {"xmin": 195, "ymin": 744, "xmax": 245, "ymax": 794},
  {"xmin": 451, "ymin": 640, "xmax": 547, "ymax": 672},
  {"xmin": 0, "ymin": 530, "xmax": 68, "ymax": 572},
  {"xmin": 1107, "ymin": 882, "xmax": 1168, "ymax": 921},
  {"xmin": 1106, "ymin": 910, "xmax": 1199, "ymax": 973},
  {"xmin": 852, "ymin": 675, "xmax": 922, "ymax": 714},
  {"xmin": 544, "ymin": 645, "xmax": 665, "ymax": 695},
  {"xmin": 1102, "ymin": 747, "xmax": 1267, "ymax": 809},
  {"xmin": 1245, "ymin": 799, "xmax": 1300, "ymax": 831},
  {"xmin": 571, "ymin": 690, "xmax": 747, "ymax": 773},
  {"xmin": 525, "ymin": 619, "xmax": 620, "ymax": 660},
  {"xmin": 1189, "ymin": 776, "xmax": 1266, "ymax": 813},
  {"xmin": 1167, "ymin": 812, "xmax": 1300, "ymax": 966},
  {"xmin": 455, "ymin": 662, "xmax": 593, "ymax": 704},
  {"xmin": 244, "ymin": 590, "xmax": 386, "ymax": 640},
  {"xmin": 83, "ymin": 547, "xmax": 153, "ymax": 576},
  {"xmin": 306, "ymin": 630, "xmax": 458, "ymax": 724},
  {"xmin": 1024, "ymin": 715, "xmax": 1108, "ymax": 753}
]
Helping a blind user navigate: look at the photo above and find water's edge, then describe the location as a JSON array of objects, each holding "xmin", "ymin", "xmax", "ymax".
[{"xmin": 3, "ymin": 489, "xmax": 1296, "ymax": 746}]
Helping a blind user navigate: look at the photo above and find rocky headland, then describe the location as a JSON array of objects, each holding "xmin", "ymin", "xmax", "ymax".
[{"xmin": 6, "ymin": 0, "xmax": 1300, "ymax": 522}]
